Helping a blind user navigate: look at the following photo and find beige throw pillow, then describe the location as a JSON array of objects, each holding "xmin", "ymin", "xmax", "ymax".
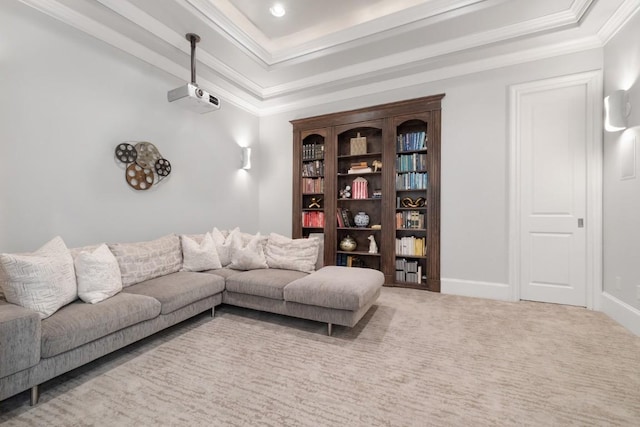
[
  {"xmin": 211, "ymin": 227, "xmax": 239, "ymax": 266},
  {"xmin": 0, "ymin": 236, "xmax": 77, "ymax": 319},
  {"xmin": 109, "ymin": 234, "xmax": 182, "ymax": 287},
  {"xmin": 74, "ymin": 244, "xmax": 123, "ymax": 304},
  {"xmin": 229, "ymin": 232, "xmax": 268, "ymax": 270},
  {"xmin": 181, "ymin": 233, "xmax": 222, "ymax": 271},
  {"xmin": 265, "ymin": 233, "xmax": 320, "ymax": 273}
]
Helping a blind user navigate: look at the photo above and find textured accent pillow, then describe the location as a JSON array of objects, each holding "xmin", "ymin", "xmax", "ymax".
[
  {"xmin": 109, "ymin": 234, "xmax": 182, "ymax": 287},
  {"xmin": 0, "ymin": 236, "xmax": 77, "ymax": 319},
  {"xmin": 265, "ymin": 233, "xmax": 320, "ymax": 273},
  {"xmin": 211, "ymin": 227, "xmax": 239, "ymax": 266},
  {"xmin": 181, "ymin": 232, "xmax": 222, "ymax": 272},
  {"xmin": 229, "ymin": 232, "xmax": 268, "ymax": 271},
  {"xmin": 74, "ymin": 244, "xmax": 122, "ymax": 304}
]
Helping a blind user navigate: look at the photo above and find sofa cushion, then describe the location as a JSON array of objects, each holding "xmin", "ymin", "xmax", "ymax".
[
  {"xmin": 41, "ymin": 292, "xmax": 160, "ymax": 358},
  {"xmin": 202, "ymin": 268, "xmax": 240, "ymax": 279},
  {"xmin": 225, "ymin": 269, "xmax": 307, "ymax": 300},
  {"xmin": 123, "ymin": 272, "xmax": 225, "ymax": 315},
  {"xmin": 109, "ymin": 234, "xmax": 182, "ymax": 287},
  {"xmin": 283, "ymin": 266, "xmax": 384, "ymax": 311},
  {"xmin": 0, "ymin": 236, "xmax": 77, "ymax": 319}
]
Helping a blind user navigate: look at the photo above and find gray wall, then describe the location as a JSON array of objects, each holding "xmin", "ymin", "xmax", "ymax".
[
  {"xmin": 603, "ymin": 11, "xmax": 640, "ymax": 311},
  {"xmin": 0, "ymin": 2, "xmax": 261, "ymax": 252},
  {"xmin": 259, "ymin": 50, "xmax": 603, "ymax": 291}
]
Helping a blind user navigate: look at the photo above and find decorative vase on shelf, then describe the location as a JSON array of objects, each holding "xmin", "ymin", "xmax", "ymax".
[
  {"xmin": 339, "ymin": 235, "xmax": 357, "ymax": 252},
  {"xmin": 354, "ymin": 211, "xmax": 370, "ymax": 228}
]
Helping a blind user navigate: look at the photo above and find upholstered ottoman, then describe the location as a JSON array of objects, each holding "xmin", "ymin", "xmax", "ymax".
[{"xmin": 283, "ymin": 266, "xmax": 384, "ymax": 335}]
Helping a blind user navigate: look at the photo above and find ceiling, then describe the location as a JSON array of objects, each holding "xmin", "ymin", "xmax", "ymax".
[{"xmin": 19, "ymin": 0, "xmax": 640, "ymax": 115}]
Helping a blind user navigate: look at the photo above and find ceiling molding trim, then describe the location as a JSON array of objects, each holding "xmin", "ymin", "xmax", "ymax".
[
  {"xmin": 262, "ymin": 14, "xmax": 590, "ymax": 99},
  {"xmin": 181, "ymin": 0, "xmax": 273, "ymax": 66},
  {"xmin": 571, "ymin": 0, "xmax": 597, "ymax": 20},
  {"xmin": 95, "ymin": 0, "xmax": 264, "ymax": 98},
  {"xmin": 18, "ymin": 0, "xmax": 261, "ymax": 115},
  {"xmin": 258, "ymin": 36, "xmax": 603, "ymax": 116},
  {"xmin": 598, "ymin": 0, "xmax": 640, "ymax": 45}
]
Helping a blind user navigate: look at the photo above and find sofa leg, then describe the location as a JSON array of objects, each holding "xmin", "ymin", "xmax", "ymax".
[
  {"xmin": 211, "ymin": 307, "xmax": 215, "ymax": 317},
  {"xmin": 327, "ymin": 323, "xmax": 333, "ymax": 336},
  {"xmin": 30, "ymin": 385, "xmax": 39, "ymax": 406}
]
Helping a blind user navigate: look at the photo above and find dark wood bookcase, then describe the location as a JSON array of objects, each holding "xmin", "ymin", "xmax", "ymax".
[{"xmin": 291, "ymin": 94, "xmax": 444, "ymax": 291}]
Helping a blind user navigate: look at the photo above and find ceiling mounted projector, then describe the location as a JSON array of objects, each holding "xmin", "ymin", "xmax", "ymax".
[{"xmin": 168, "ymin": 33, "xmax": 220, "ymax": 113}]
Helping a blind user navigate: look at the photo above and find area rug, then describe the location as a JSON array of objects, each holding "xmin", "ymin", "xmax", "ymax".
[{"xmin": 1, "ymin": 288, "xmax": 639, "ymax": 426}]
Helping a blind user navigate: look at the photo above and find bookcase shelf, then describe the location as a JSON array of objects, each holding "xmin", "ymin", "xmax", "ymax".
[{"xmin": 292, "ymin": 94, "xmax": 443, "ymax": 291}]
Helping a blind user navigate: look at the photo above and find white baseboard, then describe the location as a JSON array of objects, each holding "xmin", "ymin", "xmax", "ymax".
[
  {"xmin": 600, "ymin": 292, "xmax": 640, "ymax": 337},
  {"xmin": 441, "ymin": 278, "xmax": 513, "ymax": 301}
]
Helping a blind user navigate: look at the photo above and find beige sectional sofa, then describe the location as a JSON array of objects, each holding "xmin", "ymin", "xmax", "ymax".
[{"xmin": 0, "ymin": 232, "xmax": 383, "ymax": 405}]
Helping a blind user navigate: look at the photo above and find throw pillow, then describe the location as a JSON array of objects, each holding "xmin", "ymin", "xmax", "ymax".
[
  {"xmin": 264, "ymin": 233, "xmax": 320, "ymax": 273},
  {"xmin": 211, "ymin": 227, "xmax": 239, "ymax": 266},
  {"xmin": 0, "ymin": 236, "xmax": 77, "ymax": 319},
  {"xmin": 181, "ymin": 232, "xmax": 222, "ymax": 272},
  {"xmin": 108, "ymin": 234, "xmax": 182, "ymax": 287},
  {"xmin": 74, "ymin": 244, "xmax": 123, "ymax": 304},
  {"xmin": 229, "ymin": 232, "xmax": 268, "ymax": 270}
]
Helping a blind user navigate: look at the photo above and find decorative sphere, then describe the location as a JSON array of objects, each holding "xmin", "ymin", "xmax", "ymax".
[
  {"xmin": 354, "ymin": 211, "xmax": 370, "ymax": 227},
  {"xmin": 339, "ymin": 235, "xmax": 357, "ymax": 251}
]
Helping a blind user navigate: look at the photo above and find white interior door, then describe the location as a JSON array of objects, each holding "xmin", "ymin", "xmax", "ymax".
[{"xmin": 518, "ymin": 84, "xmax": 587, "ymax": 306}]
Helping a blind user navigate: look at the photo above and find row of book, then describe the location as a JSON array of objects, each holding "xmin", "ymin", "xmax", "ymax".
[
  {"xmin": 302, "ymin": 160, "xmax": 324, "ymax": 177},
  {"xmin": 395, "ymin": 258, "xmax": 424, "ymax": 284},
  {"xmin": 302, "ymin": 177, "xmax": 324, "ymax": 194},
  {"xmin": 395, "ymin": 236, "xmax": 426, "ymax": 256},
  {"xmin": 396, "ymin": 211, "xmax": 425, "ymax": 229},
  {"xmin": 302, "ymin": 143, "xmax": 324, "ymax": 160},
  {"xmin": 396, "ymin": 172, "xmax": 428, "ymax": 190},
  {"xmin": 397, "ymin": 131, "xmax": 427, "ymax": 152},
  {"xmin": 302, "ymin": 211, "xmax": 325, "ymax": 228},
  {"xmin": 396, "ymin": 153, "xmax": 427, "ymax": 172},
  {"xmin": 336, "ymin": 254, "xmax": 365, "ymax": 267},
  {"xmin": 336, "ymin": 208, "xmax": 354, "ymax": 227}
]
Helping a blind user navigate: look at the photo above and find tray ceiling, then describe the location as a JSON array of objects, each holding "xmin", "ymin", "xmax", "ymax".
[{"xmin": 18, "ymin": 0, "xmax": 640, "ymax": 115}]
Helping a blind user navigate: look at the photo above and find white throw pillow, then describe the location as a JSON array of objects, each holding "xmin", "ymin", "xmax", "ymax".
[
  {"xmin": 181, "ymin": 233, "xmax": 222, "ymax": 272},
  {"xmin": 211, "ymin": 227, "xmax": 239, "ymax": 266},
  {"xmin": 265, "ymin": 233, "xmax": 320, "ymax": 273},
  {"xmin": 229, "ymin": 232, "xmax": 268, "ymax": 270},
  {"xmin": 74, "ymin": 244, "xmax": 123, "ymax": 304},
  {"xmin": 0, "ymin": 236, "xmax": 77, "ymax": 319}
]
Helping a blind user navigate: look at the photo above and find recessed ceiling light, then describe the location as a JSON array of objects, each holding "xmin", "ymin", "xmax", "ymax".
[{"xmin": 269, "ymin": 3, "xmax": 285, "ymax": 18}]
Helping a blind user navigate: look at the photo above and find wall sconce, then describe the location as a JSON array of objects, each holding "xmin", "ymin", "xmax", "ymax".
[
  {"xmin": 241, "ymin": 147, "xmax": 252, "ymax": 170},
  {"xmin": 605, "ymin": 90, "xmax": 632, "ymax": 132}
]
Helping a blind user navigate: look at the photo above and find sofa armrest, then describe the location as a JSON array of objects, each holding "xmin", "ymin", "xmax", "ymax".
[{"xmin": 0, "ymin": 300, "xmax": 41, "ymax": 377}]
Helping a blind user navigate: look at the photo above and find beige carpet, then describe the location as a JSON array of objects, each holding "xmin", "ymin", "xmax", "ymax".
[{"xmin": 1, "ymin": 288, "xmax": 639, "ymax": 426}]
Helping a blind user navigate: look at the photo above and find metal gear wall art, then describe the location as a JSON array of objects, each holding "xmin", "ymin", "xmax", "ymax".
[{"xmin": 114, "ymin": 141, "xmax": 172, "ymax": 191}]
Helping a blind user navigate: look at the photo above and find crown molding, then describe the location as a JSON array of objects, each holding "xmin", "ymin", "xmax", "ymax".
[
  {"xmin": 258, "ymin": 35, "xmax": 603, "ymax": 116},
  {"xmin": 598, "ymin": 0, "xmax": 640, "ymax": 44}
]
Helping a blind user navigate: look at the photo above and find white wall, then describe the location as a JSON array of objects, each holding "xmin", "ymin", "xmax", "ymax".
[
  {"xmin": 259, "ymin": 50, "xmax": 603, "ymax": 291},
  {"xmin": 602, "ymin": 10, "xmax": 640, "ymax": 326},
  {"xmin": 0, "ymin": 1, "xmax": 261, "ymax": 252}
]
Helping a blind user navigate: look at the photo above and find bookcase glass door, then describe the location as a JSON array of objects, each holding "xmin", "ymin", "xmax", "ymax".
[
  {"xmin": 335, "ymin": 122, "xmax": 383, "ymax": 270},
  {"xmin": 394, "ymin": 117, "xmax": 429, "ymax": 286}
]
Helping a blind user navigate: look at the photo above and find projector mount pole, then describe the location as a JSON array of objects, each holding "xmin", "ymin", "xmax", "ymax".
[{"xmin": 186, "ymin": 33, "xmax": 201, "ymax": 86}]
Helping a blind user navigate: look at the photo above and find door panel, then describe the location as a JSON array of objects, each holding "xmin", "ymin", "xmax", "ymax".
[{"xmin": 520, "ymin": 85, "xmax": 587, "ymax": 306}]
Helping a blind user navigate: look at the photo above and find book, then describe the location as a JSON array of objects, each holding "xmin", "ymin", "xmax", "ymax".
[{"xmin": 348, "ymin": 167, "xmax": 372, "ymax": 174}]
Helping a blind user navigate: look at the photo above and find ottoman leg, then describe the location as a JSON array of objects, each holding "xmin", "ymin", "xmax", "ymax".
[{"xmin": 327, "ymin": 323, "xmax": 333, "ymax": 336}]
